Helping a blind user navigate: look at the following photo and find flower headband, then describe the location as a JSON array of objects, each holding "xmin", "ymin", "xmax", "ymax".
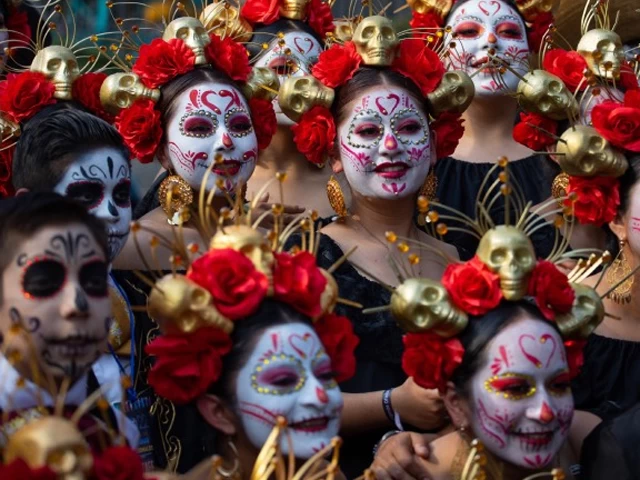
[{"xmin": 277, "ymin": 14, "xmax": 476, "ymax": 165}]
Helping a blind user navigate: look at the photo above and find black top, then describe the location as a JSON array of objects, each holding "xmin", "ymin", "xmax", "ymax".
[
  {"xmin": 433, "ymin": 155, "xmax": 560, "ymax": 260},
  {"xmin": 572, "ymin": 334, "xmax": 640, "ymax": 420}
]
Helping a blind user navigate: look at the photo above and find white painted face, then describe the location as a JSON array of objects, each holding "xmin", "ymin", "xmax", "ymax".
[
  {"xmin": 54, "ymin": 148, "xmax": 132, "ymax": 262},
  {"xmin": 468, "ymin": 317, "xmax": 574, "ymax": 469},
  {"xmin": 580, "ymin": 85, "xmax": 624, "ymax": 126},
  {"xmin": 255, "ymin": 31, "xmax": 323, "ymax": 126},
  {"xmin": 445, "ymin": 0, "xmax": 530, "ymax": 96},
  {"xmin": 623, "ymin": 182, "xmax": 640, "ymax": 260},
  {"xmin": 235, "ymin": 323, "xmax": 343, "ymax": 459},
  {"xmin": 337, "ymin": 86, "xmax": 432, "ymax": 199},
  {"xmin": 164, "ymin": 81, "xmax": 259, "ymax": 194}
]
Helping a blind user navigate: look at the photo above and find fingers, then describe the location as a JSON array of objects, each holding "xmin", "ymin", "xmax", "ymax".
[
  {"xmin": 372, "ymin": 433, "xmax": 433, "ymax": 480},
  {"xmin": 411, "ymin": 434, "xmax": 430, "ymax": 459}
]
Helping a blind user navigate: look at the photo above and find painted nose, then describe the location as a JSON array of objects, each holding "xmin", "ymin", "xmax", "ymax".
[
  {"xmin": 60, "ymin": 284, "xmax": 90, "ymax": 320},
  {"xmin": 528, "ymin": 401, "xmax": 556, "ymax": 424},
  {"xmin": 488, "ymin": 32, "xmax": 497, "ymax": 44}
]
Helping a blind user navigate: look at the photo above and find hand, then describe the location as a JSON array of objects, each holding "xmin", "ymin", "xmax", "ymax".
[
  {"xmin": 249, "ymin": 193, "xmax": 307, "ymax": 229},
  {"xmin": 370, "ymin": 432, "xmax": 433, "ymax": 480},
  {"xmin": 392, "ymin": 378, "xmax": 447, "ymax": 431}
]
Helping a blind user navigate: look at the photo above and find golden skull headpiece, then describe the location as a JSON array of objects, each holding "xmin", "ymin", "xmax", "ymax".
[
  {"xmin": 517, "ymin": 70, "xmax": 579, "ymax": 121},
  {"xmin": 577, "ymin": 28, "xmax": 624, "ymax": 80},
  {"xmin": 279, "ymin": 75, "xmax": 336, "ymax": 122},
  {"xmin": 30, "ymin": 46, "xmax": 81, "ymax": 101},
  {"xmin": 163, "ymin": 17, "xmax": 211, "ymax": 66},
  {"xmin": 100, "ymin": 72, "xmax": 161, "ymax": 114},
  {"xmin": 199, "ymin": 2, "xmax": 253, "ymax": 43},
  {"xmin": 427, "ymin": 71, "xmax": 475, "ymax": 115},
  {"xmin": 352, "ymin": 16, "xmax": 399, "ymax": 67}
]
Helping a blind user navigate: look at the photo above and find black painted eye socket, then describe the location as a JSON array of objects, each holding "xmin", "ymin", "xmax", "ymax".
[
  {"xmin": 22, "ymin": 259, "xmax": 66, "ymax": 298},
  {"xmin": 65, "ymin": 182, "xmax": 105, "ymax": 210},
  {"xmin": 113, "ymin": 180, "xmax": 131, "ymax": 208},
  {"xmin": 79, "ymin": 261, "xmax": 108, "ymax": 297}
]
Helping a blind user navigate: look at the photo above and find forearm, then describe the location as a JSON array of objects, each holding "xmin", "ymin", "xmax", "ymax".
[{"xmin": 339, "ymin": 391, "xmax": 391, "ymax": 436}]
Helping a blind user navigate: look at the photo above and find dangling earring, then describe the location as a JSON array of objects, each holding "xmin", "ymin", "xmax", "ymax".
[
  {"xmin": 605, "ymin": 240, "xmax": 634, "ymax": 304},
  {"xmin": 327, "ymin": 175, "xmax": 348, "ymax": 217},
  {"xmin": 158, "ymin": 174, "xmax": 194, "ymax": 226},
  {"xmin": 211, "ymin": 439, "xmax": 241, "ymax": 480},
  {"xmin": 419, "ymin": 168, "xmax": 438, "ymax": 201}
]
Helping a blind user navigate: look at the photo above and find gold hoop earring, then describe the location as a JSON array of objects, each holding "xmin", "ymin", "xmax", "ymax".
[
  {"xmin": 211, "ymin": 439, "xmax": 241, "ymax": 480},
  {"xmin": 327, "ymin": 175, "xmax": 348, "ymax": 217},
  {"xmin": 419, "ymin": 168, "xmax": 438, "ymax": 201},
  {"xmin": 158, "ymin": 174, "xmax": 194, "ymax": 226},
  {"xmin": 605, "ymin": 240, "xmax": 634, "ymax": 304}
]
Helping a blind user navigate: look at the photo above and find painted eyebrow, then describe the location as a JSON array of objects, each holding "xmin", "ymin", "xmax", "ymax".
[
  {"xmin": 493, "ymin": 14, "xmax": 523, "ymax": 25},
  {"xmin": 454, "ymin": 15, "xmax": 484, "ymax": 24}
]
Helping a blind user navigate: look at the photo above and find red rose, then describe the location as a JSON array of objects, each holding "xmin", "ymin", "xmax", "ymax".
[
  {"xmin": 442, "ymin": 256, "xmax": 503, "ymax": 315},
  {"xmin": 392, "ymin": 39, "xmax": 445, "ymax": 96},
  {"xmin": 72, "ymin": 72, "xmax": 115, "ymax": 123},
  {"xmin": 188, "ymin": 248, "xmax": 269, "ymax": 320},
  {"xmin": 206, "ymin": 34, "xmax": 252, "ymax": 83},
  {"xmin": 625, "ymin": 89, "xmax": 640, "ymax": 109},
  {"xmin": 0, "ymin": 459, "xmax": 56, "ymax": 480},
  {"xmin": 409, "ymin": 11, "xmax": 443, "ymax": 31},
  {"xmin": 542, "ymin": 49, "xmax": 587, "ymax": 91},
  {"xmin": 431, "ymin": 112, "xmax": 464, "ymax": 158},
  {"xmin": 513, "ymin": 112, "xmax": 558, "ymax": 150},
  {"xmin": 527, "ymin": 11, "xmax": 553, "ymax": 53},
  {"xmin": 273, "ymin": 251, "xmax": 327, "ymax": 318},
  {"xmin": 0, "ymin": 72, "xmax": 56, "ymax": 122},
  {"xmin": 307, "ymin": 0, "xmax": 335, "ymax": 39},
  {"xmin": 250, "ymin": 98, "xmax": 277, "ymax": 150},
  {"xmin": 314, "ymin": 313, "xmax": 359, "ymax": 383},
  {"xmin": 564, "ymin": 176, "xmax": 620, "ymax": 226},
  {"xmin": 133, "ymin": 38, "xmax": 195, "ymax": 89},
  {"xmin": 402, "ymin": 332, "xmax": 465, "ymax": 392},
  {"xmin": 312, "ymin": 42, "xmax": 361, "ymax": 88},
  {"xmin": 620, "ymin": 62, "xmax": 640, "ymax": 91},
  {"xmin": 591, "ymin": 99, "xmax": 640, "ymax": 152},
  {"xmin": 241, "ymin": 0, "xmax": 281, "ymax": 24},
  {"xmin": 291, "ymin": 106, "xmax": 336, "ymax": 166},
  {"xmin": 114, "ymin": 99, "xmax": 162, "ymax": 163},
  {"xmin": 527, "ymin": 260, "xmax": 574, "ymax": 320},
  {"xmin": 93, "ymin": 446, "xmax": 145, "ymax": 480},
  {"xmin": 146, "ymin": 328, "xmax": 232, "ymax": 404},
  {"xmin": 563, "ymin": 339, "xmax": 587, "ymax": 379}
]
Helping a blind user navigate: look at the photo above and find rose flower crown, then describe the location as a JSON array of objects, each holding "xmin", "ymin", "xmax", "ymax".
[{"xmin": 510, "ymin": 0, "xmax": 640, "ymax": 227}]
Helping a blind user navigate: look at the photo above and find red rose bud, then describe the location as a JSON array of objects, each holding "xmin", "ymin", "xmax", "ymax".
[
  {"xmin": 291, "ymin": 106, "xmax": 336, "ymax": 166},
  {"xmin": 442, "ymin": 256, "xmax": 503, "ymax": 316}
]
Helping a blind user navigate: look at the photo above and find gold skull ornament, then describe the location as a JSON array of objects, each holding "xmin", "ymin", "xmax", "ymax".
[
  {"xmin": 555, "ymin": 284, "xmax": 604, "ymax": 339},
  {"xmin": 30, "ymin": 46, "xmax": 80, "ymax": 101},
  {"xmin": 163, "ymin": 17, "xmax": 211, "ymax": 65},
  {"xmin": 279, "ymin": 0, "xmax": 310, "ymax": 20},
  {"xmin": 199, "ymin": 2, "xmax": 253, "ymax": 43},
  {"xmin": 4, "ymin": 417, "xmax": 93, "ymax": 480},
  {"xmin": 517, "ymin": 70, "xmax": 579, "ymax": 121},
  {"xmin": 279, "ymin": 75, "xmax": 335, "ymax": 122},
  {"xmin": 100, "ymin": 72, "xmax": 161, "ymax": 114},
  {"xmin": 427, "ymin": 71, "xmax": 475, "ymax": 115},
  {"xmin": 352, "ymin": 16, "xmax": 399, "ymax": 66},
  {"xmin": 333, "ymin": 19, "xmax": 355, "ymax": 42},
  {"xmin": 515, "ymin": 0, "xmax": 559, "ymax": 22},
  {"xmin": 406, "ymin": 0, "xmax": 453, "ymax": 16},
  {"xmin": 0, "ymin": 114, "xmax": 20, "ymax": 138},
  {"xmin": 242, "ymin": 67, "xmax": 281, "ymax": 102},
  {"xmin": 557, "ymin": 125, "xmax": 628, "ymax": 177},
  {"xmin": 210, "ymin": 225, "xmax": 275, "ymax": 283},
  {"xmin": 391, "ymin": 278, "xmax": 468, "ymax": 336},
  {"xmin": 577, "ymin": 29, "xmax": 624, "ymax": 80},
  {"xmin": 477, "ymin": 226, "xmax": 536, "ymax": 301},
  {"xmin": 147, "ymin": 275, "xmax": 232, "ymax": 334}
]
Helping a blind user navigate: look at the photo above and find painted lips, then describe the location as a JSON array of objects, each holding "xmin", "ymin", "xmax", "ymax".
[
  {"xmin": 374, "ymin": 162, "xmax": 410, "ymax": 179},
  {"xmin": 513, "ymin": 430, "xmax": 554, "ymax": 447},
  {"xmin": 212, "ymin": 160, "xmax": 242, "ymax": 177},
  {"xmin": 289, "ymin": 416, "xmax": 330, "ymax": 433}
]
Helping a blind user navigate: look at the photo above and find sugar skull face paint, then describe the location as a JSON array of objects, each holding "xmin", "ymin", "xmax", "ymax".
[
  {"xmin": 0, "ymin": 225, "xmax": 111, "ymax": 383},
  {"xmin": 445, "ymin": 0, "xmax": 530, "ymax": 96},
  {"xmin": 255, "ymin": 31, "xmax": 323, "ymax": 126},
  {"xmin": 235, "ymin": 323, "xmax": 343, "ymax": 459},
  {"xmin": 54, "ymin": 148, "xmax": 131, "ymax": 262},
  {"xmin": 468, "ymin": 318, "xmax": 574, "ymax": 469},
  {"xmin": 164, "ymin": 81, "xmax": 259, "ymax": 194},
  {"xmin": 337, "ymin": 86, "xmax": 431, "ymax": 199}
]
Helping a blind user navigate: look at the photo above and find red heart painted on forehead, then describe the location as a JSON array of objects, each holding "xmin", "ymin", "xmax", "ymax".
[
  {"xmin": 518, "ymin": 333, "xmax": 557, "ymax": 369},
  {"xmin": 201, "ymin": 90, "xmax": 222, "ymax": 115},
  {"xmin": 288, "ymin": 333, "xmax": 317, "ymax": 360},
  {"xmin": 375, "ymin": 93, "xmax": 400, "ymax": 116},
  {"xmin": 478, "ymin": 0, "xmax": 501, "ymax": 16},
  {"xmin": 293, "ymin": 36, "xmax": 315, "ymax": 54}
]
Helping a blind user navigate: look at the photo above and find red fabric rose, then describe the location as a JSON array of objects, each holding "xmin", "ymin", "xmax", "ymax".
[
  {"xmin": 312, "ymin": 42, "xmax": 362, "ymax": 88},
  {"xmin": 273, "ymin": 251, "xmax": 327, "ymax": 318},
  {"xmin": 402, "ymin": 332, "xmax": 465, "ymax": 392},
  {"xmin": 442, "ymin": 256, "xmax": 503, "ymax": 315},
  {"xmin": 620, "ymin": 62, "xmax": 640, "ymax": 91},
  {"xmin": 307, "ymin": 0, "xmax": 335, "ymax": 39},
  {"xmin": 527, "ymin": 260, "xmax": 575, "ymax": 320},
  {"xmin": 0, "ymin": 72, "xmax": 56, "ymax": 123},
  {"xmin": 409, "ymin": 11, "xmax": 443, "ymax": 31},
  {"xmin": 314, "ymin": 313, "xmax": 359, "ymax": 383},
  {"xmin": 206, "ymin": 34, "xmax": 252, "ymax": 83},
  {"xmin": 431, "ymin": 112, "xmax": 464, "ymax": 158},
  {"xmin": 564, "ymin": 176, "xmax": 620, "ymax": 226},
  {"xmin": 591, "ymin": 99, "xmax": 640, "ymax": 153},
  {"xmin": 72, "ymin": 72, "xmax": 115, "ymax": 123},
  {"xmin": 93, "ymin": 446, "xmax": 145, "ymax": 480},
  {"xmin": 133, "ymin": 38, "xmax": 195, "ymax": 89},
  {"xmin": 513, "ymin": 112, "xmax": 558, "ymax": 150},
  {"xmin": 563, "ymin": 339, "xmax": 587, "ymax": 379},
  {"xmin": 542, "ymin": 49, "xmax": 587, "ymax": 91},
  {"xmin": 188, "ymin": 248, "xmax": 269, "ymax": 320},
  {"xmin": 114, "ymin": 99, "xmax": 162, "ymax": 163},
  {"xmin": 0, "ymin": 459, "xmax": 56, "ymax": 480},
  {"xmin": 392, "ymin": 39, "xmax": 445, "ymax": 96},
  {"xmin": 291, "ymin": 106, "xmax": 336, "ymax": 165},
  {"xmin": 241, "ymin": 0, "xmax": 281, "ymax": 25},
  {"xmin": 250, "ymin": 98, "xmax": 277, "ymax": 150},
  {"xmin": 146, "ymin": 328, "xmax": 232, "ymax": 404},
  {"xmin": 527, "ymin": 11, "xmax": 553, "ymax": 53}
]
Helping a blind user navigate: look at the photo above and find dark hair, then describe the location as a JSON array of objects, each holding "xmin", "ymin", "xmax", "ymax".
[
  {"xmin": 11, "ymin": 102, "xmax": 130, "ymax": 191},
  {"xmin": 450, "ymin": 301, "xmax": 555, "ymax": 397},
  {"xmin": 604, "ymin": 154, "xmax": 640, "ymax": 256},
  {"xmin": 246, "ymin": 18, "xmax": 323, "ymax": 60}
]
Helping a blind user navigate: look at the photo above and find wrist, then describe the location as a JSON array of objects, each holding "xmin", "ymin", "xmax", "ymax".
[{"xmin": 382, "ymin": 389, "xmax": 404, "ymax": 431}]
